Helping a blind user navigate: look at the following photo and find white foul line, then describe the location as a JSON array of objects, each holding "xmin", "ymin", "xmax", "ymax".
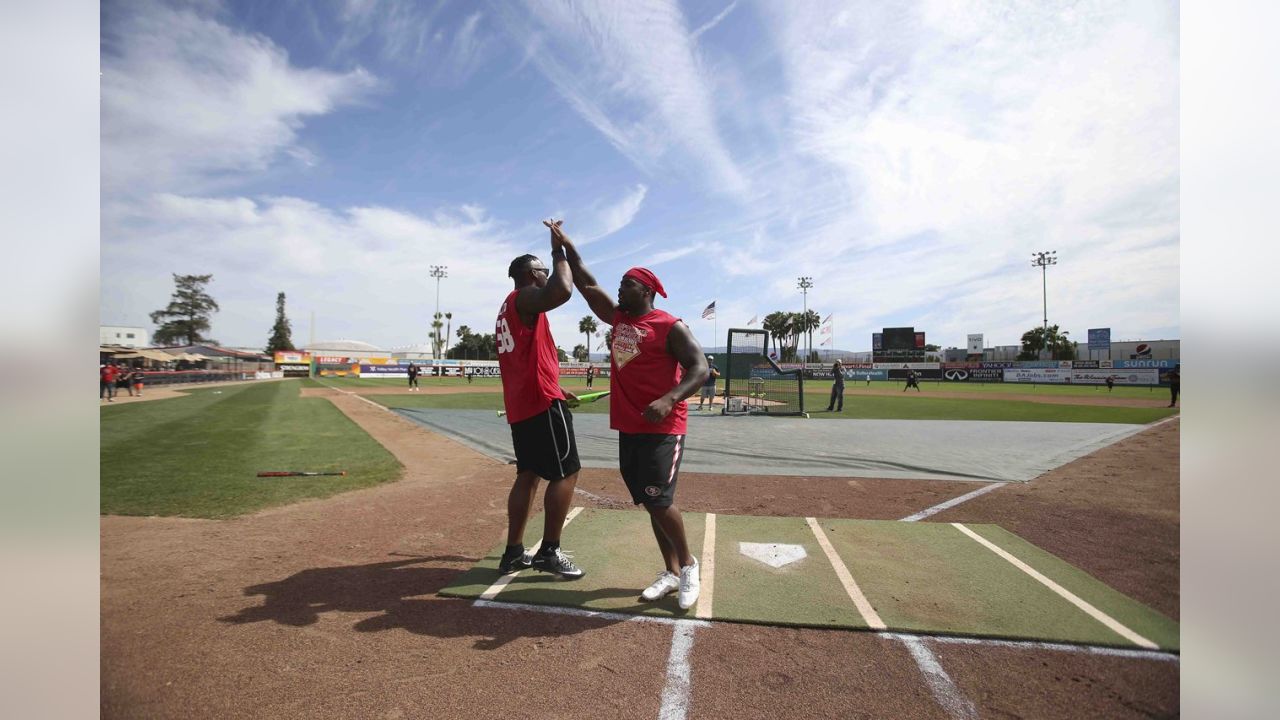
[
  {"xmin": 900, "ymin": 483, "xmax": 1004, "ymax": 522},
  {"xmin": 894, "ymin": 635, "xmax": 978, "ymax": 720},
  {"xmin": 805, "ymin": 517, "xmax": 885, "ymax": 630},
  {"xmin": 658, "ymin": 623, "xmax": 698, "ymax": 720},
  {"xmin": 951, "ymin": 523, "xmax": 1159, "ymax": 650},
  {"xmin": 695, "ymin": 513, "xmax": 716, "ymax": 619},
  {"xmin": 479, "ymin": 506, "xmax": 584, "ymax": 601},
  {"xmin": 472, "ymin": 598, "xmax": 709, "ymax": 628},
  {"xmin": 883, "ymin": 632, "xmax": 1179, "ymax": 662}
]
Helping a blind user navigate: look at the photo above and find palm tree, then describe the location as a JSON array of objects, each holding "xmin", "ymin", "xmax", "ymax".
[
  {"xmin": 444, "ymin": 312, "xmax": 453, "ymax": 356},
  {"xmin": 796, "ymin": 310, "xmax": 821, "ymax": 361},
  {"xmin": 579, "ymin": 315, "xmax": 598, "ymax": 362},
  {"xmin": 762, "ymin": 312, "xmax": 789, "ymax": 359},
  {"xmin": 431, "ymin": 312, "xmax": 444, "ymax": 358}
]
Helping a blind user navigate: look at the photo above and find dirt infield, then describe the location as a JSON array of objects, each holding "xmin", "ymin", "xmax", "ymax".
[{"xmin": 101, "ymin": 387, "xmax": 1178, "ymax": 718}]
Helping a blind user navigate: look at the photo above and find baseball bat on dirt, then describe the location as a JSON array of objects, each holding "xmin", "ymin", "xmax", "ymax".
[{"xmin": 256, "ymin": 471, "xmax": 347, "ymax": 477}]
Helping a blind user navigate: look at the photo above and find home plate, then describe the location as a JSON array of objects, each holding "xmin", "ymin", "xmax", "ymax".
[{"xmin": 740, "ymin": 542, "xmax": 807, "ymax": 569}]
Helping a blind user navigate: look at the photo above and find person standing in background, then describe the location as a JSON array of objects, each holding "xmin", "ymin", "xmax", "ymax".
[{"xmin": 826, "ymin": 359, "xmax": 845, "ymax": 412}]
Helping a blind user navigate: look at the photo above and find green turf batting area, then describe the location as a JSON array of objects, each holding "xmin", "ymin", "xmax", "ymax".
[{"xmin": 440, "ymin": 508, "xmax": 1178, "ymax": 652}]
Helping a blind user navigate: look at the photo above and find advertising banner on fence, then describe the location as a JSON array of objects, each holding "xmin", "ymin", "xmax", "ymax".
[
  {"xmin": 1005, "ymin": 367, "xmax": 1073, "ymax": 383},
  {"xmin": 359, "ymin": 364, "xmax": 410, "ymax": 377},
  {"xmin": 273, "ymin": 351, "xmax": 312, "ymax": 364},
  {"xmin": 1114, "ymin": 359, "xmax": 1179, "ymax": 369},
  {"xmin": 1074, "ymin": 369, "xmax": 1159, "ymax": 385}
]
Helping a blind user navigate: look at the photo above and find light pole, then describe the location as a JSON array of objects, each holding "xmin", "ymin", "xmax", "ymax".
[
  {"xmin": 797, "ymin": 276, "xmax": 813, "ymax": 362},
  {"xmin": 1030, "ymin": 251, "xmax": 1057, "ymax": 359},
  {"xmin": 430, "ymin": 265, "xmax": 447, "ymax": 358}
]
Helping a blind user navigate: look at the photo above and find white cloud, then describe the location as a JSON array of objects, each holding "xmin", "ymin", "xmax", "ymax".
[
  {"xmin": 502, "ymin": 0, "xmax": 748, "ymax": 196},
  {"xmin": 691, "ymin": 1, "xmax": 739, "ymax": 39},
  {"xmin": 703, "ymin": 0, "xmax": 1180, "ymax": 347},
  {"xmin": 101, "ymin": 193, "xmax": 529, "ymax": 348},
  {"xmin": 101, "ymin": 0, "xmax": 379, "ymax": 197},
  {"xmin": 580, "ymin": 184, "xmax": 648, "ymax": 243}
]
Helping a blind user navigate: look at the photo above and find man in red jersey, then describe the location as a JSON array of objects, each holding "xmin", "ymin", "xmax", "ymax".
[
  {"xmin": 494, "ymin": 226, "xmax": 585, "ymax": 579},
  {"xmin": 547, "ymin": 220, "xmax": 709, "ymax": 610}
]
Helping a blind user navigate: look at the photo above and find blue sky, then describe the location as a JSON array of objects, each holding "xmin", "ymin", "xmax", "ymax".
[{"xmin": 99, "ymin": 0, "xmax": 1179, "ymax": 354}]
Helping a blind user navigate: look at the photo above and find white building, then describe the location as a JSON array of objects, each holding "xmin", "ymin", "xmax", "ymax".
[{"xmin": 100, "ymin": 325, "xmax": 149, "ymax": 348}]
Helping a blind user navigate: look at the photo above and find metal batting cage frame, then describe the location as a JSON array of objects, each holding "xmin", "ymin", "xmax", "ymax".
[{"xmin": 721, "ymin": 328, "xmax": 806, "ymax": 416}]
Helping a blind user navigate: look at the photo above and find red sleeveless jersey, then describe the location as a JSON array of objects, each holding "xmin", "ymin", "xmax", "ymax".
[
  {"xmin": 609, "ymin": 308, "xmax": 687, "ymax": 435},
  {"xmin": 496, "ymin": 289, "xmax": 564, "ymax": 423}
]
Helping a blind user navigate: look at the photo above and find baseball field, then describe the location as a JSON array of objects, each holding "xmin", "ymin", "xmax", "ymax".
[{"xmin": 101, "ymin": 376, "xmax": 1179, "ymax": 718}]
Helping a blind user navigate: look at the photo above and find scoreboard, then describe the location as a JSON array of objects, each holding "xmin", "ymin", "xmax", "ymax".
[{"xmin": 874, "ymin": 326, "xmax": 926, "ymax": 362}]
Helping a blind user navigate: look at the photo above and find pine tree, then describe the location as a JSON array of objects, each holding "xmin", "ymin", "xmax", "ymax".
[
  {"xmin": 265, "ymin": 292, "xmax": 296, "ymax": 353},
  {"xmin": 151, "ymin": 273, "xmax": 219, "ymax": 346}
]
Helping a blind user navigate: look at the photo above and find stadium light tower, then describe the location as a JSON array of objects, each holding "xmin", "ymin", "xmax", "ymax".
[
  {"xmin": 1030, "ymin": 251, "xmax": 1057, "ymax": 358},
  {"xmin": 797, "ymin": 276, "xmax": 814, "ymax": 361}
]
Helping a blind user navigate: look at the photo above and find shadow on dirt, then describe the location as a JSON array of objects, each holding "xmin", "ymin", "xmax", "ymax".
[{"xmin": 219, "ymin": 555, "xmax": 625, "ymax": 648}]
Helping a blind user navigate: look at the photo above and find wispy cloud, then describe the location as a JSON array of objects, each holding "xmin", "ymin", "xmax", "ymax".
[
  {"xmin": 502, "ymin": 0, "xmax": 748, "ymax": 197},
  {"xmin": 691, "ymin": 1, "xmax": 738, "ymax": 39},
  {"xmin": 101, "ymin": 0, "xmax": 379, "ymax": 197},
  {"xmin": 580, "ymin": 184, "xmax": 648, "ymax": 243},
  {"xmin": 720, "ymin": 0, "xmax": 1180, "ymax": 343}
]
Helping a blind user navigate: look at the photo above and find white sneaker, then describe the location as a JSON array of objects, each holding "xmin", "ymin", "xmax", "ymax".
[
  {"xmin": 640, "ymin": 571, "xmax": 679, "ymax": 602},
  {"xmin": 678, "ymin": 558, "xmax": 700, "ymax": 610}
]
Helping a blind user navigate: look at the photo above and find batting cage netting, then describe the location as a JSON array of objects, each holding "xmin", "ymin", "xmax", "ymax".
[{"xmin": 722, "ymin": 328, "xmax": 805, "ymax": 416}]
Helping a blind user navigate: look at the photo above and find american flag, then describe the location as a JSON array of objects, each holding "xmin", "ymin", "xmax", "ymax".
[
  {"xmin": 747, "ymin": 314, "xmax": 757, "ymax": 326},
  {"xmin": 701, "ymin": 301, "xmax": 716, "ymax": 320},
  {"xmin": 822, "ymin": 313, "xmax": 832, "ymax": 324},
  {"xmin": 820, "ymin": 324, "xmax": 831, "ymax": 334}
]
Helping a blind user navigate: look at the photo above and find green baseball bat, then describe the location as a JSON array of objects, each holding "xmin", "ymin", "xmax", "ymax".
[{"xmin": 497, "ymin": 390, "xmax": 610, "ymax": 416}]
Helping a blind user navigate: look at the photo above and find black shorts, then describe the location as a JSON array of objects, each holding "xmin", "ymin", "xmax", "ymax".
[
  {"xmin": 509, "ymin": 400, "xmax": 580, "ymax": 481},
  {"xmin": 619, "ymin": 432, "xmax": 686, "ymax": 507}
]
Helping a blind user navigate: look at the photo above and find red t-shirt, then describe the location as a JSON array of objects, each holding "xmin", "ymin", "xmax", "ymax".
[
  {"xmin": 101, "ymin": 365, "xmax": 117, "ymax": 382},
  {"xmin": 496, "ymin": 289, "xmax": 565, "ymax": 423},
  {"xmin": 609, "ymin": 308, "xmax": 687, "ymax": 435}
]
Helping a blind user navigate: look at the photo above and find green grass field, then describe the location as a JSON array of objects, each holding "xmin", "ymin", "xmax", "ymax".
[
  {"xmin": 101, "ymin": 380, "xmax": 401, "ymax": 518},
  {"xmin": 347, "ymin": 379, "xmax": 1176, "ymax": 423},
  {"xmin": 311, "ymin": 374, "xmax": 1166, "ymax": 400}
]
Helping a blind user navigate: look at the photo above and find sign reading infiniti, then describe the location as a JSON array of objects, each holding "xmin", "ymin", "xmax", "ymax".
[{"xmin": 943, "ymin": 368, "xmax": 970, "ymax": 381}]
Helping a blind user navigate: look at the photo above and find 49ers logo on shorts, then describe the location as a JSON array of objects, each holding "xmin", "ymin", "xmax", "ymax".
[
  {"xmin": 612, "ymin": 323, "xmax": 648, "ymax": 369},
  {"xmin": 644, "ymin": 486, "xmax": 661, "ymax": 497}
]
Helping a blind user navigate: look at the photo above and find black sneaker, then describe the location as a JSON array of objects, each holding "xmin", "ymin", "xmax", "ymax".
[
  {"xmin": 530, "ymin": 548, "xmax": 585, "ymax": 579},
  {"xmin": 498, "ymin": 550, "xmax": 532, "ymax": 574}
]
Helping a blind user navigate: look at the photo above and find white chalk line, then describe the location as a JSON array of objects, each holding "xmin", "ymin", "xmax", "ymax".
[
  {"xmin": 900, "ymin": 483, "xmax": 1004, "ymax": 522},
  {"xmin": 478, "ymin": 506, "xmax": 584, "ymax": 601},
  {"xmin": 695, "ymin": 513, "xmax": 716, "ymax": 619},
  {"xmin": 894, "ymin": 634, "xmax": 978, "ymax": 720},
  {"xmin": 472, "ymin": 598, "xmax": 710, "ymax": 628},
  {"xmin": 880, "ymin": 632, "xmax": 1179, "ymax": 662},
  {"xmin": 951, "ymin": 523, "xmax": 1159, "ymax": 650},
  {"xmin": 658, "ymin": 623, "xmax": 698, "ymax": 720},
  {"xmin": 805, "ymin": 517, "xmax": 885, "ymax": 629}
]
